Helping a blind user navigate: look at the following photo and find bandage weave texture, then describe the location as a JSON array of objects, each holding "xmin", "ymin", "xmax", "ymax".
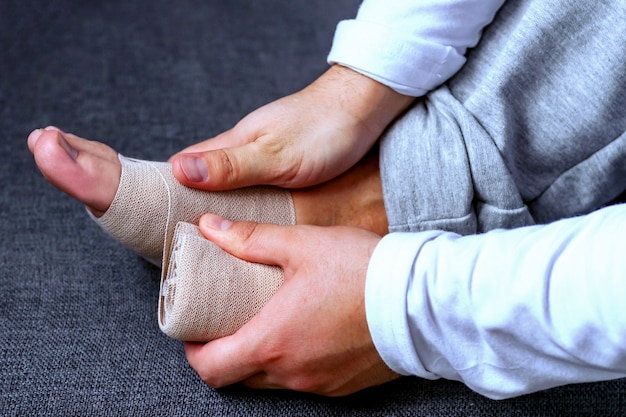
[{"xmin": 94, "ymin": 156, "xmax": 295, "ymax": 341}]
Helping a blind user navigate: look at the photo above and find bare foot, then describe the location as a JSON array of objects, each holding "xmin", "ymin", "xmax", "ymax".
[
  {"xmin": 292, "ymin": 149, "xmax": 388, "ymax": 236},
  {"xmin": 28, "ymin": 127, "xmax": 120, "ymax": 218},
  {"xmin": 28, "ymin": 127, "xmax": 387, "ymax": 233}
]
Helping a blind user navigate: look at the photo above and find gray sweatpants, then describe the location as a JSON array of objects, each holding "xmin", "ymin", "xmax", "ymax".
[{"xmin": 380, "ymin": 0, "xmax": 626, "ymax": 235}]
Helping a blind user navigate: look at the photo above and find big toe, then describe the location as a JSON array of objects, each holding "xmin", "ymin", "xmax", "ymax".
[{"xmin": 30, "ymin": 128, "xmax": 121, "ymax": 216}]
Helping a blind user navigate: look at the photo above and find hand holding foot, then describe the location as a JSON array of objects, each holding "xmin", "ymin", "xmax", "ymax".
[
  {"xmin": 169, "ymin": 65, "xmax": 413, "ymax": 190},
  {"xmin": 28, "ymin": 127, "xmax": 295, "ymax": 340},
  {"xmin": 28, "ymin": 127, "xmax": 389, "ymax": 262},
  {"xmin": 28, "ymin": 127, "xmax": 295, "ymax": 265},
  {"xmin": 185, "ymin": 215, "xmax": 398, "ymax": 396},
  {"xmin": 28, "ymin": 126, "xmax": 390, "ymax": 341}
]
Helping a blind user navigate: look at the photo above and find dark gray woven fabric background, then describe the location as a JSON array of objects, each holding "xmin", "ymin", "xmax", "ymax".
[{"xmin": 1, "ymin": 1, "xmax": 624, "ymax": 415}]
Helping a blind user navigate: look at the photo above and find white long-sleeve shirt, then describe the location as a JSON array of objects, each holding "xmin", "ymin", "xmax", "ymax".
[
  {"xmin": 328, "ymin": 0, "xmax": 505, "ymax": 96},
  {"xmin": 367, "ymin": 204, "xmax": 626, "ymax": 399},
  {"xmin": 328, "ymin": 0, "xmax": 626, "ymax": 398}
]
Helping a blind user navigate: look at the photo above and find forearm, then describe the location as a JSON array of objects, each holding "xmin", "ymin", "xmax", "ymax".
[
  {"xmin": 366, "ymin": 204, "xmax": 626, "ymax": 399},
  {"xmin": 308, "ymin": 64, "xmax": 415, "ymax": 147}
]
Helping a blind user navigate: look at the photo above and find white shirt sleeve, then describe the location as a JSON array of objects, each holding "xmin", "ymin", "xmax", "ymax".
[
  {"xmin": 327, "ymin": 0, "xmax": 505, "ymax": 96},
  {"xmin": 366, "ymin": 204, "xmax": 626, "ymax": 399}
]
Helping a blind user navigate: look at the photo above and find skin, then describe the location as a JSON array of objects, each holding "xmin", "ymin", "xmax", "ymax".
[
  {"xmin": 169, "ymin": 65, "xmax": 414, "ymax": 190},
  {"xmin": 186, "ymin": 214, "xmax": 399, "ymax": 396},
  {"xmin": 27, "ymin": 127, "xmax": 120, "ymax": 218},
  {"xmin": 27, "ymin": 126, "xmax": 388, "ymax": 235},
  {"xmin": 28, "ymin": 64, "xmax": 413, "ymax": 396},
  {"xmin": 172, "ymin": 65, "xmax": 414, "ymax": 394}
]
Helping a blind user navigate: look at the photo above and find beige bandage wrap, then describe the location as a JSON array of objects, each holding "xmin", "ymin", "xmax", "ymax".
[
  {"xmin": 161, "ymin": 222, "xmax": 284, "ymax": 341},
  {"xmin": 93, "ymin": 155, "xmax": 295, "ymax": 341}
]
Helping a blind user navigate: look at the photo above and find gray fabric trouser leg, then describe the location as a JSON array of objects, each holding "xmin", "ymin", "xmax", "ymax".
[{"xmin": 380, "ymin": 0, "xmax": 626, "ymax": 234}]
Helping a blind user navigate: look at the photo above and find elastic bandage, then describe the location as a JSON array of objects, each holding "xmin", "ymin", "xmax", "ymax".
[{"xmin": 93, "ymin": 155, "xmax": 294, "ymax": 341}]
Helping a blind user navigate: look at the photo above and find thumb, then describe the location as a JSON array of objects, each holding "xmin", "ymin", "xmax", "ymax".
[
  {"xmin": 171, "ymin": 141, "xmax": 286, "ymax": 191},
  {"xmin": 197, "ymin": 213, "xmax": 294, "ymax": 268}
]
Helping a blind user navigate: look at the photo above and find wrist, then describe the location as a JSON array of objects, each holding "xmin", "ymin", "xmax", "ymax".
[{"xmin": 318, "ymin": 64, "xmax": 415, "ymax": 140}]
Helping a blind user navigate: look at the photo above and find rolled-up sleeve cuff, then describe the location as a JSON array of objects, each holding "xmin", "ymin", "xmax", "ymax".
[
  {"xmin": 365, "ymin": 231, "xmax": 443, "ymax": 379},
  {"xmin": 328, "ymin": 20, "xmax": 466, "ymax": 97}
]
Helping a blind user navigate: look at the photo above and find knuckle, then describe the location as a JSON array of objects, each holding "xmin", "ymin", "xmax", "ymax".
[
  {"xmin": 255, "ymin": 135, "xmax": 307, "ymax": 187},
  {"xmin": 233, "ymin": 221, "xmax": 263, "ymax": 250},
  {"xmin": 196, "ymin": 366, "xmax": 236, "ymax": 390},
  {"xmin": 212, "ymin": 148, "xmax": 238, "ymax": 184},
  {"xmin": 255, "ymin": 342, "xmax": 282, "ymax": 370},
  {"xmin": 258, "ymin": 134, "xmax": 287, "ymax": 156}
]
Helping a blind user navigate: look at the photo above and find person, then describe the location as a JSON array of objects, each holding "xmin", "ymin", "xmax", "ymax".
[
  {"xmin": 29, "ymin": 0, "xmax": 626, "ymax": 400},
  {"xmin": 175, "ymin": 0, "xmax": 626, "ymax": 399},
  {"xmin": 27, "ymin": 125, "xmax": 389, "ymax": 342}
]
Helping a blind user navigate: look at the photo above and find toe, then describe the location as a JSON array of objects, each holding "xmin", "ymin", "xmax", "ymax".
[
  {"xmin": 31, "ymin": 129, "xmax": 121, "ymax": 216},
  {"xmin": 43, "ymin": 126, "xmax": 119, "ymax": 163},
  {"xmin": 27, "ymin": 128, "xmax": 44, "ymax": 153}
]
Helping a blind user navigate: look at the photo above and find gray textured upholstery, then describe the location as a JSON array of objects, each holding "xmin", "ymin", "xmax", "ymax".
[{"xmin": 1, "ymin": 1, "xmax": 624, "ymax": 415}]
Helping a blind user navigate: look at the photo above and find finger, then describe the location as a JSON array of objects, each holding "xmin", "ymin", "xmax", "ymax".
[
  {"xmin": 184, "ymin": 335, "xmax": 261, "ymax": 389},
  {"xmin": 170, "ymin": 140, "xmax": 291, "ymax": 190},
  {"xmin": 240, "ymin": 373, "xmax": 284, "ymax": 391},
  {"xmin": 197, "ymin": 213, "xmax": 299, "ymax": 268}
]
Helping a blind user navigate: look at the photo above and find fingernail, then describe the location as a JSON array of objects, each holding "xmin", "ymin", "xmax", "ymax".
[
  {"xmin": 200, "ymin": 214, "xmax": 233, "ymax": 231},
  {"xmin": 28, "ymin": 129, "xmax": 43, "ymax": 146},
  {"xmin": 180, "ymin": 155, "xmax": 208, "ymax": 183}
]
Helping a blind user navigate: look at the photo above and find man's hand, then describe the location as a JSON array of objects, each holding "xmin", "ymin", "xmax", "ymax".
[
  {"xmin": 184, "ymin": 213, "xmax": 399, "ymax": 396},
  {"xmin": 170, "ymin": 65, "xmax": 413, "ymax": 190}
]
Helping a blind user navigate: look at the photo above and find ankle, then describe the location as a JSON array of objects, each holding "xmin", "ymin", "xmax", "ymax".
[{"xmin": 291, "ymin": 152, "xmax": 389, "ymax": 235}]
